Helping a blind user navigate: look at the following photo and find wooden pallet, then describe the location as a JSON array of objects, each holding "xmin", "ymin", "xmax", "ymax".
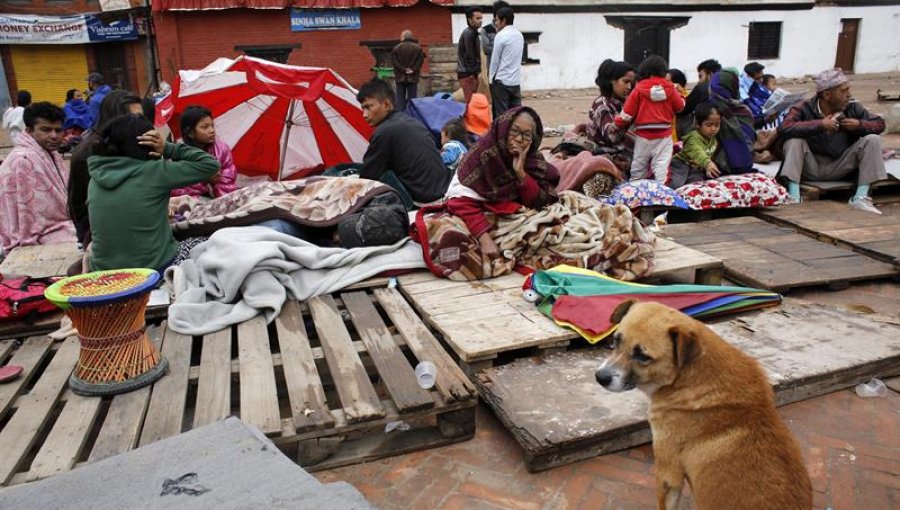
[
  {"xmin": 475, "ymin": 301, "xmax": 900, "ymax": 472},
  {"xmin": 758, "ymin": 200, "xmax": 900, "ymax": 269},
  {"xmin": 0, "ymin": 243, "xmax": 80, "ymax": 278},
  {"xmin": 0, "ymin": 287, "xmax": 476, "ymax": 487},
  {"xmin": 666, "ymin": 216, "xmax": 897, "ymax": 291},
  {"xmin": 397, "ymin": 238, "xmax": 723, "ymax": 374},
  {"xmin": 0, "ymin": 244, "xmax": 177, "ymax": 340},
  {"xmin": 798, "ymin": 179, "xmax": 899, "ymax": 201}
]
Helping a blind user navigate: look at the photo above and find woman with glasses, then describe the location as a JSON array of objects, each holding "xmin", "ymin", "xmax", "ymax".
[{"xmin": 445, "ymin": 106, "xmax": 559, "ymax": 259}]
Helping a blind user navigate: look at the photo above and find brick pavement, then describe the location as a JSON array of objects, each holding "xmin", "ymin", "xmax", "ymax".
[{"xmin": 317, "ymin": 386, "xmax": 900, "ymax": 509}]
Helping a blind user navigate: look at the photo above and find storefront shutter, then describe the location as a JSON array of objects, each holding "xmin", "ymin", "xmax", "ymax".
[{"xmin": 10, "ymin": 45, "xmax": 89, "ymax": 105}]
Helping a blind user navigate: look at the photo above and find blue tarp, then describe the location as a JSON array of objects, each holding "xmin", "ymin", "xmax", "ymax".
[{"xmin": 404, "ymin": 97, "xmax": 466, "ymax": 147}]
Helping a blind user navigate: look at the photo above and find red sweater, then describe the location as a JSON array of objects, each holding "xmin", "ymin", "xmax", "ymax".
[
  {"xmin": 446, "ymin": 175, "xmax": 541, "ymax": 238},
  {"xmin": 615, "ymin": 77, "xmax": 685, "ymax": 139}
]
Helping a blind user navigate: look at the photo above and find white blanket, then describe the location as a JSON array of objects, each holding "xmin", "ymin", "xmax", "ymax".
[{"xmin": 165, "ymin": 227, "xmax": 426, "ymax": 335}]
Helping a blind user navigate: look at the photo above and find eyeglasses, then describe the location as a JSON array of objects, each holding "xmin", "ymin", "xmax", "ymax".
[{"xmin": 508, "ymin": 128, "xmax": 533, "ymax": 142}]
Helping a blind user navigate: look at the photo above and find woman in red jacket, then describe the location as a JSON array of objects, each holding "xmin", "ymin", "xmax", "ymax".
[{"xmin": 445, "ymin": 106, "xmax": 559, "ymax": 260}]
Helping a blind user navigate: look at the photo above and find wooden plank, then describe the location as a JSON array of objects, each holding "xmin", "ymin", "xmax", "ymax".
[
  {"xmin": 759, "ymin": 201, "xmax": 900, "ymax": 266},
  {"xmin": 25, "ymin": 389, "xmax": 102, "ymax": 482},
  {"xmin": 0, "ymin": 312, "xmax": 63, "ymax": 341},
  {"xmin": 666, "ymin": 217, "xmax": 897, "ymax": 291},
  {"xmin": 275, "ymin": 301, "xmax": 335, "ymax": 432},
  {"xmin": 342, "ymin": 292, "xmax": 433, "ymax": 413},
  {"xmin": 0, "ymin": 338, "xmax": 80, "ymax": 485},
  {"xmin": 374, "ymin": 289, "xmax": 476, "ymax": 402},
  {"xmin": 0, "ymin": 243, "xmax": 80, "ymax": 278},
  {"xmin": 0, "ymin": 339, "xmax": 14, "ymax": 362},
  {"xmin": 477, "ymin": 301, "xmax": 900, "ymax": 472},
  {"xmin": 309, "ymin": 296, "xmax": 384, "ymax": 423},
  {"xmin": 139, "ymin": 325, "xmax": 192, "ymax": 447},
  {"xmin": 237, "ymin": 316, "xmax": 282, "ymax": 436},
  {"xmin": 88, "ymin": 325, "xmax": 163, "ymax": 463},
  {"xmin": 192, "ymin": 328, "xmax": 232, "ymax": 428},
  {"xmin": 651, "ymin": 237, "xmax": 722, "ymax": 275},
  {"xmin": 0, "ymin": 337, "xmax": 54, "ymax": 421}
]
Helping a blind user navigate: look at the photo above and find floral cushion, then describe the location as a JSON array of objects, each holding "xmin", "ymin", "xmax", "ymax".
[
  {"xmin": 676, "ymin": 173, "xmax": 790, "ymax": 210},
  {"xmin": 603, "ymin": 180, "xmax": 689, "ymax": 210}
]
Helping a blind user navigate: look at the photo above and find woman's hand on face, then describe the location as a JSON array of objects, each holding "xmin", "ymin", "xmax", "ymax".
[
  {"xmin": 478, "ymin": 232, "xmax": 500, "ymax": 260},
  {"xmin": 209, "ymin": 171, "xmax": 221, "ymax": 184},
  {"xmin": 511, "ymin": 140, "xmax": 531, "ymax": 182},
  {"xmin": 137, "ymin": 130, "xmax": 165, "ymax": 158}
]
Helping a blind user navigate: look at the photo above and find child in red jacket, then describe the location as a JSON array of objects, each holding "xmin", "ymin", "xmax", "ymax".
[{"xmin": 614, "ymin": 55, "xmax": 685, "ymax": 185}]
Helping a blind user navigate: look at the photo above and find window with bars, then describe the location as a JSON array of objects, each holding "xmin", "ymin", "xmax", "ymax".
[{"xmin": 747, "ymin": 22, "xmax": 781, "ymax": 60}]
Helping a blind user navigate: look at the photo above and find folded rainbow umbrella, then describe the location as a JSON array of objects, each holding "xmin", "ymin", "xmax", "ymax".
[{"xmin": 523, "ymin": 265, "xmax": 782, "ymax": 344}]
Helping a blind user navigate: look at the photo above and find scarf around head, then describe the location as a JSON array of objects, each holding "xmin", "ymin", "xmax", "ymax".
[
  {"xmin": 456, "ymin": 106, "xmax": 560, "ymax": 206},
  {"xmin": 708, "ymin": 70, "xmax": 756, "ymax": 171}
]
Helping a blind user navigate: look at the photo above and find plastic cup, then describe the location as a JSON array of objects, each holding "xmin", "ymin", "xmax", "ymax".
[
  {"xmin": 415, "ymin": 361, "xmax": 436, "ymax": 389},
  {"xmin": 855, "ymin": 378, "xmax": 887, "ymax": 398}
]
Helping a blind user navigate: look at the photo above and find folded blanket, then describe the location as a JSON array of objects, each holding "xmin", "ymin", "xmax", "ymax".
[{"xmin": 165, "ymin": 227, "xmax": 426, "ymax": 335}]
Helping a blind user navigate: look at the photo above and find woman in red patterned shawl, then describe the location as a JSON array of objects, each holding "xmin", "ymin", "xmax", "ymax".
[{"xmin": 446, "ymin": 106, "xmax": 560, "ymax": 259}]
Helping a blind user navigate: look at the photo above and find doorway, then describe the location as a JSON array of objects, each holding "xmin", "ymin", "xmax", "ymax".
[
  {"xmin": 92, "ymin": 43, "xmax": 130, "ymax": 91},
  {"xmin": 605, "ymin": 16, "xmax": 690, "ymax": 66},
  {"xmin": 835, "ymin": 19, "xmax": 860, "ymax": 73}
]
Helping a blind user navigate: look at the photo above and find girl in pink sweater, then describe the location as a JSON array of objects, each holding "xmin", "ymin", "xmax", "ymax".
[{"xmin": 171, "ymin": 106, "xmax": 237, "ymax": 199}]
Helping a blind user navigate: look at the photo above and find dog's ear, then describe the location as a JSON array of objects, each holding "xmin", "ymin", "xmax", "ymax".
[
  {"xmin": 668, "ymin": 326, "xmax": 699, "ymax": 369},
  {"xmin": 610, "ymin": 299, "xmax": 637, "ymax": 325}
]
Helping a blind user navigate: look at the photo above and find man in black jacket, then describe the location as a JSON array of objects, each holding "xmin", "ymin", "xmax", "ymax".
[
  {"xmin": 457, "ymin": 6, "xmax": 483, "ymax": 104},
  {"xmin": 777, "ymin": 68, "xmax": 886, "ymax": 214},
  {"xmin": 356, "ymin": 79, "xmax": 449, "ymax": 210},
  {"xmin": 390, "ymin": 30, "xmax": 424, "ymax": 113}
]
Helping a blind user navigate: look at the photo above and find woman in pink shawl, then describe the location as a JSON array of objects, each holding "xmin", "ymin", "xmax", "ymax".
[
  {"xmin": 171, "ymin": 106, "xmax": 237, "ymax": 199},
  {"xmin": 445, "ymin": 106, "xmax": 560, "ymax": 259},
  {"xmin": 0, "ymin": 103, "xmax": 76, "ymax": 253}
]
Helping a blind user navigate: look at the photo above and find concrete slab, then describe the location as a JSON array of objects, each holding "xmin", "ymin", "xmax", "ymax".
[{"xmin": 0, "ymin": 417, "xmax": 377, "ymax": 510}]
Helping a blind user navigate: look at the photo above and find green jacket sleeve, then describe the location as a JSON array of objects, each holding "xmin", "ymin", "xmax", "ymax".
[
  {"xmin": 680, "ymin": 133, "xmax": 712, "ymax": 168},
  {"xmin": 158, "ymin": 142, "xmax": 222, "ymax": 189}
]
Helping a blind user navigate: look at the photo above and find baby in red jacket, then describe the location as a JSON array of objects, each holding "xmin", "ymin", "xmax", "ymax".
[{"xmin": 614, "ymin": 55, "xmax": 685, "ymax": 185}]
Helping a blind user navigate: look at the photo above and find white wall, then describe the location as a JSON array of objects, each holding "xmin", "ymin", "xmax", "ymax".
[{"xmin": 451, "ymin": 4, "xmax": 900, "ymax": 91}]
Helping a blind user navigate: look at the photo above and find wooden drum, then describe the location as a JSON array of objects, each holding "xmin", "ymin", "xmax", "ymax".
[{"xmin": 45, "ymin": 269, "xmax": 168, "ymax": 396}]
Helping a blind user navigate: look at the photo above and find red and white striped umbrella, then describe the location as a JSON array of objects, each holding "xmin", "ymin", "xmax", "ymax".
[{"xmin": 167, "ymin": 56, "xmax": 372, "ymax": 180}]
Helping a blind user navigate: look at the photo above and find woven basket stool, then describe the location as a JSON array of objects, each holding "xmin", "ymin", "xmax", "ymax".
[{"xmin": 44, "ymin": 269, "xmax": 168, "ymax": 396}]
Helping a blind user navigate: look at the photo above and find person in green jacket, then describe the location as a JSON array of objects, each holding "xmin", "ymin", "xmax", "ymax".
[
  {"xmin": 87, "ymin": 114, "xmax": 220, "ymax": 272},
  {"xmin": 669, "ymin": 102, "xmax": 721, "ymax": 188}
]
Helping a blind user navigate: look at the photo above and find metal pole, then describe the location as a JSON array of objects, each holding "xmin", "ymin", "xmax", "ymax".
[{"xmin": 278, "ymin": 99, "xmax": 296, "ymax": 181}]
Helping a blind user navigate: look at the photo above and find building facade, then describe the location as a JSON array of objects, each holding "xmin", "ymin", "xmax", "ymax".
[
  {"xmin": 0, "ymin": 0, "xmax": 153, "ymax": 104},
  {"xmin": 152, "ymin": 0, "xmax": 453, "ymax": 90},
  {"xmin": 451, "ymin": 0, "xmax": 900, "ymax": 91}
]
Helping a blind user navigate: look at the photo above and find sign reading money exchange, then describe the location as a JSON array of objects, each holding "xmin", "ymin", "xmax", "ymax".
[
  {"xmin": 0, "ymin": 14, "xmax": 138, "ymax": 44},
  {"xmin": 290, "ymin": 8, "xmax": 361, "ymax": 32}
]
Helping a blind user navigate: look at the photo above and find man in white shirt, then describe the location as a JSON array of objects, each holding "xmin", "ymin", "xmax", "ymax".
[
  {"xmin": 488, "ymin": 7, "xmax": 524, "ymax": 118},
  {"xmin": 2, "ymin": 90, "xmax": 31, "ymax": 144}
]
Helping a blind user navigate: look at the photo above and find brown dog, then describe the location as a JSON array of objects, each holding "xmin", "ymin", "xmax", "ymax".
[{"xmin": 595, "ymin": 301, "xmax": 812, "ymax": 510}]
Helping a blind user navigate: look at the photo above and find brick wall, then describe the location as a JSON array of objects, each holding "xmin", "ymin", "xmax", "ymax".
[{"xmin": 153, "ymin": 3, "xmax": 451, "ymax": 89}]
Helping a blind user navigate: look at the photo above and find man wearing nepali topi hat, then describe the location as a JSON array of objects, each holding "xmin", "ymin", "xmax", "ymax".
[{"xmin": 777, "ymin": 68, "xmax": 887, "ymax": 214}]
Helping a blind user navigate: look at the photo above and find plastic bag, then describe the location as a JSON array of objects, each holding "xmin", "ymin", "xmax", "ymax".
[{"xmin": 854, "ymin": 378, "xmax": 887, "ymax": 398}]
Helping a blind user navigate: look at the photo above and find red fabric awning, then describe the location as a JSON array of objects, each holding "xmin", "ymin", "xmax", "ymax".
[{"xmin": 152, "ymin": 0, "xmax": 453, "ymax": 11}]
